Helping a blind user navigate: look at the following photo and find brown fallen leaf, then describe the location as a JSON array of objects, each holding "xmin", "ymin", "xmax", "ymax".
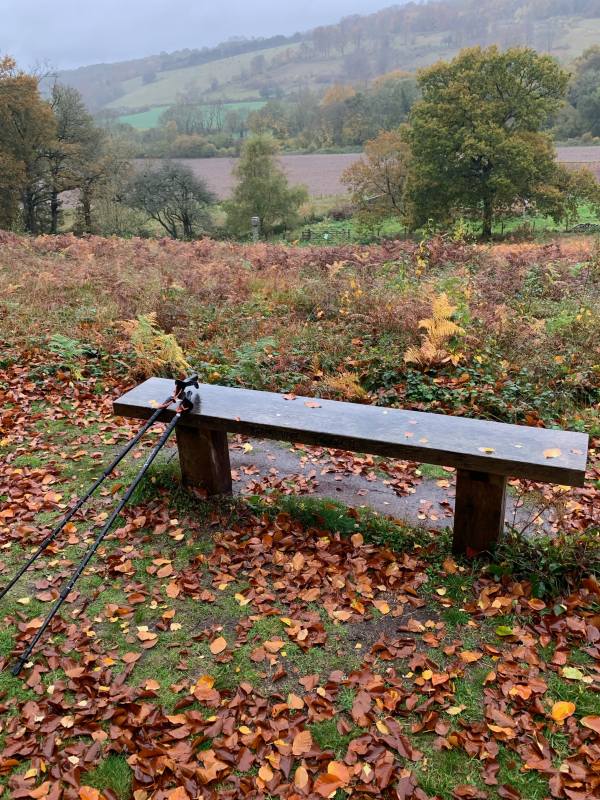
[
  {"xmin": 581, "ymin": 715, "xmax": 600, "ymax": 734},
  {"xmin": 210, "ymin": 636, "xmax": 228, "ymax": 655}
]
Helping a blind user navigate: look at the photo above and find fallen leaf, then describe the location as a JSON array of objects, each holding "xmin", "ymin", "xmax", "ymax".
[
  {"xmin": 292, "ymin": 729, "xmax": 313, "ymax": 756},
  {"xmin": 551, "ymin": 701, "xmax": 576, "ymax": 722},
  {"xmin": 543, "ymin": 448, "xmax": 562, "ymax": 459},
  {"xmin": 210, "ymin": 636, "xmax": 227, "ymax": 655}
]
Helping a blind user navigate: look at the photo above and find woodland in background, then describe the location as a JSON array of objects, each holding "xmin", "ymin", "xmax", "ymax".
[{"xmin": 3, "ymin": 46, "xmax": 600, "ymax": 240}]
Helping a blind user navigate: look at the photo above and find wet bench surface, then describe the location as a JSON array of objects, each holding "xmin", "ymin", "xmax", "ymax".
[{"xmin": 114, "ymin": 378, "xmax": 589, "ymax": 555}]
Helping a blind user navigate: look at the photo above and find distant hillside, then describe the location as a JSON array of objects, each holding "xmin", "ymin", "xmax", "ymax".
[{"xmin": 57, "ymin": 0, "xmax": 600, "ymax": 114}]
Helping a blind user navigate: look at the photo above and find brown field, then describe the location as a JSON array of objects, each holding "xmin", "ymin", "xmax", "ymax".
[
  {"xmin": 556, "ymin": 145, "xmax": 600, "ymax": 181},
  {"xmin": 135, "ymin": 146, "xmax": 600, "ymax": 200},
  {"xmin": 136, "ymin": 153, "xmax": 362, "ymax": 199}
]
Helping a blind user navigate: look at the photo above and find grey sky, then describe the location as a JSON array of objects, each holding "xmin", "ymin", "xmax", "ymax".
[{"xmin": 1, "ymin": 0, "xmax": 389, "ymax": 70}]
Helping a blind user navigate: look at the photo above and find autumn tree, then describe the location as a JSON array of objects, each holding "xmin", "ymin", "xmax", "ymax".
[
  {"xmin": 546, "ymin": 166, "xmax": 600, "ymax": 230},
  {"xmin": 224, "ymin": 135, "xmax": 308, "ymax": 238},
  {"xmin": 567, "ymin": 46, "xmax": 600, "ymax": 137},
  {"xmin": 342, "ymin": 129, "xmax": 412, "ymax": 223},
  {"xmin": 128, "ymin": 161, "xmax": 215, "ymax": 240},
  {"xmin": 47, "ymin": 84, "xmax": 98, "ymax": 233},
  {"xmin": 409, "ymin": 47, "xmax": 568, "ymax": 237},
  {"xmin": 0, "ymin": 56, "xmax": 56, "ymax": 233}
]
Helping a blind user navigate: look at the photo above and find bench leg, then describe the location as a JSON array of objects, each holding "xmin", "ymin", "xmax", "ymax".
[
  {"xmin": 175, "ymin": 426, "xmax": 232, "ymax": 496},
  {"xmin": 453, "ymin": 470, "xmax": 507, "ymax": 556}
]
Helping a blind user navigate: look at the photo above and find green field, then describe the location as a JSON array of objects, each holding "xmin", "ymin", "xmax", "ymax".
[
  {"xmin": 117, "ymin": 100, "xmax": 266, "ymax": 130},
  {"xmin": 117, "ymin": 106, "xmax": 169, "ymax": 128},
  {"xmin": 107, "ymin": 45, "xmax": 295, "ymax": 110}
]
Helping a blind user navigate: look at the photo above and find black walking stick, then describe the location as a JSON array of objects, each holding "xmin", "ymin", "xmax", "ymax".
[
  {"xmin": 11, "ymin": 404, "xmax": 190, "ymax": 676},
  {"xmin": 0, "ymin": 392, "xmax": 176, "ymax": 603}
]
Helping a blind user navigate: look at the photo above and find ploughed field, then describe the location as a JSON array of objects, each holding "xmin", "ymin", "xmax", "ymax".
[{"xmin": 134, "ymin": 147, "xmax": 600, "ymax": 199}]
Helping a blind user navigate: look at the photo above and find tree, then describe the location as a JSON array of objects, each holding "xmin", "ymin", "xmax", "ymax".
[
  {"xmin": 128, "ymin": 162, "xmax": 215, "ymax": 239},
  {"xmin": 74, "ymin": 133, "xmax": 131, "ymax": 234},
  {"xmin": 342, "ymin": 129, "xmax": 412, "ymax": 223},
  {"xmin": 224, "ymin": 135, "xmax": 308, "ymax": 238},
  {"xmin": 546, "ymin": 166, "xmax": 600, "ymax": 230},
  {"xmin": 0, "ymin": 56, "xmax": 56, "ymax": 233},
  {"xmin": 46, "ymin": 84, "xmax": 98, "ymax": 233},
  {"xmin": 408, "ymin": 47, "xmax": 568, "ymax": 237},
  {"xmin": 568, "ymin": 46, "xmax": 600, "ymax": 137}
]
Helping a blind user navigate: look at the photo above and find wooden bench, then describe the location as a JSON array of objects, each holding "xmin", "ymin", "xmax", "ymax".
[{"xmin": 114, "ymin": 378, "xmax": 589, "ymax": 556}]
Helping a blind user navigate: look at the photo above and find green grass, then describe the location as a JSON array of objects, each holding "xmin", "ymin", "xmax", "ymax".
[
  {"xmin": 82, "ymin": 755, "xmax": 132, "ymax": 800},
  {"xmin": 309, "ymin": 718, "xmax": 365, "ymax": 758},
  {"xmin": 117, "ymin": 106, "xmax": 169, "ymax": 129},
  {"xmin": 107, "ymin": 46, "xmax": 294, "ymax": 110},
  {"xmin": 117, "ymin": 100, "xmax": 266, "ymax": 130}
]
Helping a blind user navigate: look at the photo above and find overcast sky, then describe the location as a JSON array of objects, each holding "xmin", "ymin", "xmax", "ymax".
[{"xmin": 1, "ymin": 0, "xmax": 388, "ymax": 70}]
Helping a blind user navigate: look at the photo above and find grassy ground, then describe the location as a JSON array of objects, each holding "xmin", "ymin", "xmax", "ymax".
[
  {"xmin": 117, "ymin": 101, "xmax": 266, "ymax": 130},
  {"xmin": 290, "ymin": 203, "xmax": 600, "ymax": 245},
  {"xmin": 0, "ymin": 232, "xmax": 599, "ymax": 797}
]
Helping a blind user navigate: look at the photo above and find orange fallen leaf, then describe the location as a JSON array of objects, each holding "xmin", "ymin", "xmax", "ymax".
[
  {"xmin": 210, "ymin": 636, "xmax": 227, "ymax": 655},
  {"xmin": 166, "ymin": 581, "xmax": 180, "ymax": 598},
  {"xmin": 79, "ymin": 789, "xmax": 101, "ymax": 800},
  {"xmin": 544, "ymin": 448, "xmax": 562, "ymax": 459},
  {"xmin": 292, "ymin": 729, "xmax": 313, "ymax": 756},
  {"xmin": 581, "ymin": 715, "xmax": 600, "ymax": 734},
  {"xmin": 166, "ymin": 788, "xmax": 190, "ymax": 800},
  {"xmin": 294, "ymin": 765, "xmax": 309, "ymax": 790},
  {"xmin": 123, "ymin": 651, "xmax": 141, "ymax": 664},
  {"xmin": 460, "ymin": 650, "xmax": 483, "ymax": 663},
  {"xmin": 373, "ymin": 599, "xmax": 390, "ymax": 614},
  {"xmin": 327, "ymin": 761, "xmax": 350, "ymax": 785},
  {"xmin": 287, "ymin": 693, "xmax": 304, "ymax": 710},
  {"xmin": 551, "ymin": 701, "xmax": 576, "ymax": 721},
  {"xmin": 314, "ymin": 773, "xmax": 345, "ymax": 798},
  {"xmin": 264, "ymin": 639, "xmax": 285, "ymax": 653}
]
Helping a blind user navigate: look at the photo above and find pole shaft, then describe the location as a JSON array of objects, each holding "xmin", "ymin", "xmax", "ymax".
[
  {"xmin": 0, "ymin": 395, "xmax": 173, "ymax": 602},
  {"xmin": 11, "ymin": 413, "xmax": 181, "ymax": 676}
]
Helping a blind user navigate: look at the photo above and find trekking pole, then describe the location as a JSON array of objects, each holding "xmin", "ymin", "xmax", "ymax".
[
  {"xmin": 11, "ymin": 408, "xmax": 186, "ymax": 676},
  {"xmin": 0, "ymin": 392, "xmax": 176, "ymax": 603}
]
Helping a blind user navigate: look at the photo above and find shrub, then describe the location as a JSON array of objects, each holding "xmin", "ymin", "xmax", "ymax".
[{"xmin": 121, "ymin": 313, "xmax": 190, "ymax": 379}]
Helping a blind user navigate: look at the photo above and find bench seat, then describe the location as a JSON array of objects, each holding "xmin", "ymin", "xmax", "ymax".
[{"xmin": 114, "ymin": 378, "xmax": 589, "ymax": 555}]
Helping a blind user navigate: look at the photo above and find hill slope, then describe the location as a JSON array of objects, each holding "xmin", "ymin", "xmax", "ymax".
[{"xmin": 57, "ymin": 0, "xmax": 600, "ymax": 114}]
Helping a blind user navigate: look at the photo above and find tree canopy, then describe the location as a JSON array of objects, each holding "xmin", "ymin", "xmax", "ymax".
[
  {"xmin": 341, "ymin": 129, "xmax": 412, "ymax": 225},
  {"xmin": 128, "ymin": 162, "xmax": 215, "ymax": 240},
  {"xmin": 225, "ymin": 135, "xmax": 308, "ymax": 238},
  {"xmin": 408, "ymin": 46, "xmax": 569, "ymax": 237}
]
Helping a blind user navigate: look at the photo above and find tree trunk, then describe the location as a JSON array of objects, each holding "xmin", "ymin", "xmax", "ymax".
[
  {"xmin": 50, "ymin": 189, "xmax": 60, "ymax": 234},
  {"xmin": 22, "ymin": 189, "xmax": 38, "ymax": 234},
  {"xmin": 81, "ymin": 188, "xmax": 92, "ymax": 233},
  {"xmin": 482, "ymin": 197, "xmax": 493, "ymax": 239}
]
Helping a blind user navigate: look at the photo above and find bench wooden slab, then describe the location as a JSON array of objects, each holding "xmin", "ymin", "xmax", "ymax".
[{"xmin": 114, "ymin": 378, "xmax": 589, "ymax": 555}]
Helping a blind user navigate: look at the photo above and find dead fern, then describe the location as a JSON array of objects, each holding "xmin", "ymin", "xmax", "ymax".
[
  {"xmin": 404, "ymin": 293, "xmax": 464, "ymax": 368},
  {"xmin": 121, "ymin": 312, "xmax": 190, "ymax": 379},
  {"xmin": 323, "ymin": 371, "xmax": 367, "ymax": 400}
]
